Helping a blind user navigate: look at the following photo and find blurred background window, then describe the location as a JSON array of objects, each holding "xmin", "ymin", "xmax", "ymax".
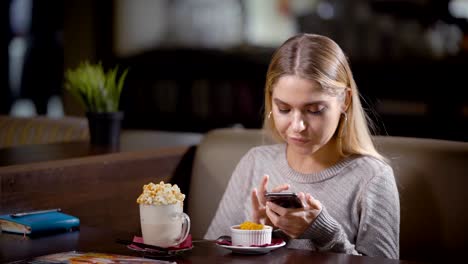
[
  {"xmin": 0, "ymin": 0, "xmax": 466, "ymax": 141},
  {"xmin": 6, "ymin": 0, "xmax": 64, "ymax": 117}
]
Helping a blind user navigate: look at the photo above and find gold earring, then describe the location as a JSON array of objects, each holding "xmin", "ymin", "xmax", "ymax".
[
  {"xmin": 268, "ymin": 111, "xmax": 272, "ymax": 119},
  {"xmin": 342, "ymin": 111, "xmax": 348, "ymax": 123},
  {"xmin": 340, "ymin": 111, "xmax": 348, "ymax": 137}
]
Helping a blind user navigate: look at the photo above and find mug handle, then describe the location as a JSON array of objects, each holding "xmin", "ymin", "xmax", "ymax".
[{"xmin": 173, "ymin": 212, "xmax": 191, "ymax": 246}]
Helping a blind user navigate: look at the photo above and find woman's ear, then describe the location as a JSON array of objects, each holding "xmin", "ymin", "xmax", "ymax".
[{"xmin": 342, "ymin": 88, "xmax": 352, "ymax": 112}]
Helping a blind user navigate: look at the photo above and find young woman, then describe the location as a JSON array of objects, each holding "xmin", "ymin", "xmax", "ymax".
[{"xmin": 205, "ymin": 34, "xmax": 399, "ymax": 259}]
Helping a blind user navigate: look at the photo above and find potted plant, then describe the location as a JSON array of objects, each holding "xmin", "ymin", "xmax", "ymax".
[{"xmin": 65, "ymin": 61, "xmax": 129, "ymax": 149}]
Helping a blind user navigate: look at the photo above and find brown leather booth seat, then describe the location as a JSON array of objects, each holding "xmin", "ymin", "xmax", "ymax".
[
  {"xmin": 187, "ymin": 128, "xmax": 468, "ymax": 262},
  {"xmin": 0, "ymin": 147, "xmax": 187, "ymax": 234}
]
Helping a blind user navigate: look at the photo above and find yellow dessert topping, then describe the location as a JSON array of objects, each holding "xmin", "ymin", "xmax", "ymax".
[{"xmin": 239, "ymin": 221, "xmax": 264, "ymax": 230}]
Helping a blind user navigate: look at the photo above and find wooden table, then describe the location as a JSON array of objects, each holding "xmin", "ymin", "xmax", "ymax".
[{"xmin": 0, "ymin": 226, "xmax": 418, "ymax": 264}]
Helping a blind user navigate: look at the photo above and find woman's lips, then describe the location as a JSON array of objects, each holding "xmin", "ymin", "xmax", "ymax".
[{"xmin": 289, "ymin": 136, "xmax": 309, "ymax": 144}]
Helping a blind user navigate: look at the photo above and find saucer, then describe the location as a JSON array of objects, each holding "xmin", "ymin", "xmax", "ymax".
[
  {"xmin": 216, "ymin": 240, "xmax": 286, "ymax": 255},
  {"xmin": 126, "ymin": 235, "xmax": 193, "ymax": 258}
]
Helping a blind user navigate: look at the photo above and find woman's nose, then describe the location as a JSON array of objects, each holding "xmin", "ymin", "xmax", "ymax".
[{"xmin": 292, "ymin": 115, "xmax": 306, "ymax": 132}]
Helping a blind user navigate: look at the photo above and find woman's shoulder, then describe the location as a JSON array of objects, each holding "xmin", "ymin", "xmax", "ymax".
[
  {"xmin": 351, "ymin": 156, "xmax": 399, "ymax": 200},
  {"xmin": 347, "ymin": 155, "xmax": 394, "ymax": 180},
  {"xmin": 234, "ymin": 144, "xmax": 284, "ymax": 174}
]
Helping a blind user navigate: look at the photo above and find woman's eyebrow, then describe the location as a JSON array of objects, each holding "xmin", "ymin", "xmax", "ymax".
[{"xmin": 273, "ymin": 98, "xmax": 326, "ymax": 106}]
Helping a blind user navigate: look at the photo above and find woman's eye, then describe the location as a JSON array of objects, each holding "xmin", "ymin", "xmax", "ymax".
[
  {"xmin": 307, "ymin": 106, "xmax": 326, "ymax": 115},
  {"xmin": 278, "ymin": 109, "xmax": 290, "ymax": 114}
]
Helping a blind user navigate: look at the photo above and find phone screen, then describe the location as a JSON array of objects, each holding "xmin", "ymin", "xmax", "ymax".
[{"xmin": 264, "ymin": 192, "xmax": 303, "ymax": 208}]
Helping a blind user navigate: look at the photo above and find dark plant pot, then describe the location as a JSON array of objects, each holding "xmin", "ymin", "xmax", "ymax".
[{"xmin": 86, "ymin": 111, "xmax": 124, "ymax": 150}]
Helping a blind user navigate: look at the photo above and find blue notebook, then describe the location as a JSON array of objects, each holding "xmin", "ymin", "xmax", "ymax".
[{"xmin": 0, "ymin": 210, "xmax": 80, "ymax": 236}]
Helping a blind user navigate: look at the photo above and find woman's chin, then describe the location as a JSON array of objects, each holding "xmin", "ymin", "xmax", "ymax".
[{"xmin": 287, "ymin": 141, "xmax": 317, "ymax": 155}]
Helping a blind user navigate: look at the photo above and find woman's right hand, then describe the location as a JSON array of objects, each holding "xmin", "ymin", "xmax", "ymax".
[{"xmin": 251, "ymin": 175, "xmax": 289, "ymax": 227}]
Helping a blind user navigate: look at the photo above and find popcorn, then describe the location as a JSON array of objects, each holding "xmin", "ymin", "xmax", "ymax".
[{"xmin": 136, "ymin": 181, "xmax": 185, "ymax": 205}]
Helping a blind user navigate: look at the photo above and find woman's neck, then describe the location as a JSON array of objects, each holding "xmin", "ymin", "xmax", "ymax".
[{"xmin": 286, "ymin": 138, "xmax": 342, "ymax": 174}]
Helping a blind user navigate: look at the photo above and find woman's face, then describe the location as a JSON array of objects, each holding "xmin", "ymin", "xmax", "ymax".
[{"xmin": 271, "ymin": 75, "xmax": 344, "ymax": 156}]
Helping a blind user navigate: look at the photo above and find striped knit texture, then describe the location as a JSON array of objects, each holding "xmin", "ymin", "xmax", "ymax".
[{"xmin": 205, "ymin": 144, "xmax": 400, "ymax": 259}]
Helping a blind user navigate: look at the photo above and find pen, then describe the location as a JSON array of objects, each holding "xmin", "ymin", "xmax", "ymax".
[{"xmin": 10, "ymin": 208, "xmax": 62, "ymax": 218}]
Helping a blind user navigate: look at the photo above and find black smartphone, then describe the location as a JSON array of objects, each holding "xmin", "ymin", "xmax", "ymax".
[{"xmin": 264, "ymin": 192, "xmax": 303, "ymax": 208}]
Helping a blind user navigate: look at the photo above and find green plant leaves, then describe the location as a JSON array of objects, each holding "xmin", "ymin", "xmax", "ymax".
[{"xmin": 64, "ymin": 61, "xmax": 129, "ymax": 112}]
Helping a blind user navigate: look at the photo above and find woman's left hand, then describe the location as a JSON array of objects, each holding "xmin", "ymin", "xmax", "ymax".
[{"xmin": 265, "ymin": 192, "xmax": 322, "ymax": 238}]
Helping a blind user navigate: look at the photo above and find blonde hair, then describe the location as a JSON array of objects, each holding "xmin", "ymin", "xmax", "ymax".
[{"xmin": 263, "ymin": 34, "xmax": 384, "ymax": 161}]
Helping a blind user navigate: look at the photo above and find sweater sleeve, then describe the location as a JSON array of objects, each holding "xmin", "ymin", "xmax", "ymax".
[
  {"xmin": 299, "ymin": 165, "xmax": 400, "ymax": 259},
  {"xmin": 355, "ymin": 165, "xmax": 400, "ymax": 258},
  {"xmin": 204, "ymin": 149, "xmax": 255, "ymax": 240}
]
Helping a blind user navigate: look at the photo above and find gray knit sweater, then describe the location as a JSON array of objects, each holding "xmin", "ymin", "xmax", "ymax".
[{"xmin": 205, "ymin": 144, "xmax": 400, "ymax": 259}]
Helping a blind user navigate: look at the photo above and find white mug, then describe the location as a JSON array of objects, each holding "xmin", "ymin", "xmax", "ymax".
[{"xmin": 139, "ymin": 203, "xmax": 190, "ymax": 247}]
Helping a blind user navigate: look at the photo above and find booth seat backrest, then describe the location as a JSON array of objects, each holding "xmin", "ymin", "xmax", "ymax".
[
  {"xmin": 188, "ymin": 129, "xmax": 267, "ymax": 238},
  {"xmin": 187, "ymin": 128, "xmax": 468, "ymax": 262}
]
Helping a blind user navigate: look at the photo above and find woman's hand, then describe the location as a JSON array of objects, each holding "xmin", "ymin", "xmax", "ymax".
[
  {"xmin": 265, "ymin": 192, "xmax": 322, "ymax": 238},
  {"xmin": 251, "ymin": 175, "xmax": 289, "ymax": 226}
]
